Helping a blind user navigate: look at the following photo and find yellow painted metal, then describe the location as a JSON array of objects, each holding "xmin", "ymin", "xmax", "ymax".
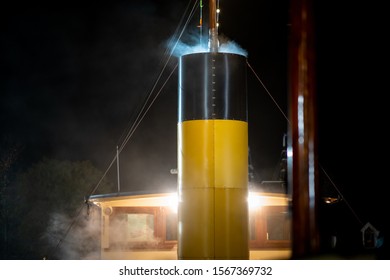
[
  {"xmin": 214, "ymin": 188, "xmax": 248, "ymax": 259},
  {"xmin": 178, "ymin": 119, "xmax": 249, "ymax": 259}
]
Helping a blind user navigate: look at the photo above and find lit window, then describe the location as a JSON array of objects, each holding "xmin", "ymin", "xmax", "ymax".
[
  {"xmin": 106, "ymin": 205, "xmax": 290, "ymax": 251},
  {"xmin": 249, "ymin": 206, "xmax": 291, "ymax": 249}
]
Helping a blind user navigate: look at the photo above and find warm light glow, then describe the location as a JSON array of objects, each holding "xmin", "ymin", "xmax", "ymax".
[
  {"xmin": 248, "ymin": 193, "xmax": 264, "ymax": 210},
  {"xmin": 167, "ymin": 194, "xmax": 178, "ymax": 213},
  {"xmin": 90, "ymin": 191, "xmax": 289, "ymax": 214},
  {"xmin": 323, "ymin": 196, "xmax": 339, "ymax": 204}
]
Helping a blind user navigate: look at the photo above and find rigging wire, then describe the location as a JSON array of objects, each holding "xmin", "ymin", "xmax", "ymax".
[
  {"xmin": 86, "ymin": 0, "xmax": 198, "ymax": 199},
  {"xmin": 117, "ymin": 1, "xmax": 198, "ymax": 156},
  {"xmin": 319, "ymin": 163, "xmax": 364, "ymax": 226},
  {"xmin": 46, "ymin": 0, "xmax": 199, "ymax": 259},
  {"xmin": 247, "ymin": 61, "xmax": 290, "ymax": 125},
  {"xmin": 115, "ymin": 2, "xmax": 196, "ymax": 155},
  {"xmin": 44, "ymin": 200, "xmax": 88, "ymax": 259},
  {"xmin": 247, "ymin": 60, "xmax": 364, "ymax": 226},
  {"xmin": 48, "ymin": 0, "xmax": 365, "ymax": 258},
  {"xmin": 117, "ymin": 63, "xmax": 178, "ymax": 155}
]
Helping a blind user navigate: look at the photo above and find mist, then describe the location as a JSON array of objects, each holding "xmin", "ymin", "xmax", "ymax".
[
  {"xmin": 168, "ymin": 30, "xmax": 248, "ymax": 57},
  {"xmin": 44, "ymin": 209, "xmax": 101, "ymax": 260}
]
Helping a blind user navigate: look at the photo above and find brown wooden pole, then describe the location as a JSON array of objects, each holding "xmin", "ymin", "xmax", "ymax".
[
  {"xmin": 288, "ymin": 0, "xmax": 321, "ymax": 259},
  {"xmin": 209, "ymin": 0, "xmax": 217, "ymax": 30},
  {"xmin": 208, "ymin": 0, "xmax": 219, "ymax": 52}
]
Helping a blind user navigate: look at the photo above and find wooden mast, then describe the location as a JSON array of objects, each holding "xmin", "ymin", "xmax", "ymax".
[
  {"xmin": 208, "ymin": 0, "xmax": 219, "ymax": 52},
  {"xmin": 288, "ymin": 0, "xmax": 321, "ymax": 258}
]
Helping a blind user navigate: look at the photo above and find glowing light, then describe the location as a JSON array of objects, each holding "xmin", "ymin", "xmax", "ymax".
[
  {"xmin": 287, "ymin": 147, "xmax": 293, "ymax": 158},
  {"xmin": 248, "ymin": 193, "xmax": 264, "ymax": 210},
  {"xmin": 167, "ymin": 194, "xmax": 178, "ymax": 213}
]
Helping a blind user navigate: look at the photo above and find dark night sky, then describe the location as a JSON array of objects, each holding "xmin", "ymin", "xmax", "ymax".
[{"xmin": 1, "ymin": 1, "xmax": 388, "ymax": 233}]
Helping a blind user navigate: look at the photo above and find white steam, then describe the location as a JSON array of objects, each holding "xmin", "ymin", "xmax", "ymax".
[
  {"xmin": 44, "ymin": 209, "xmax": 101, "ymax": 260},
  {"xmin": 169, "ymin": 32, "xmax": 248, "ymax": 57}
]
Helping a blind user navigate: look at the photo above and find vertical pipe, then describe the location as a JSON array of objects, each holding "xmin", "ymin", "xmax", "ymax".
[
  {"xmin": 116, "ymin": 146, "xmax": 120, "ymax": 193},
  {"xmin": 209, "ymin": 0, "xmax": 217, "ymax": 30},
  {"xmin": 287, "ymin": 0, "xmax": 320, "ymax": 258},
  {"xmin": 208, "ymin": 0, "xmax": 219, "ymax": 52},
  {"xmin": 199, "ymin": 0, "xmax": 203, "ymax": 45},
  {"xmin": 178, "ymin": 52, "xmax": 248, "ymax": 259}
]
